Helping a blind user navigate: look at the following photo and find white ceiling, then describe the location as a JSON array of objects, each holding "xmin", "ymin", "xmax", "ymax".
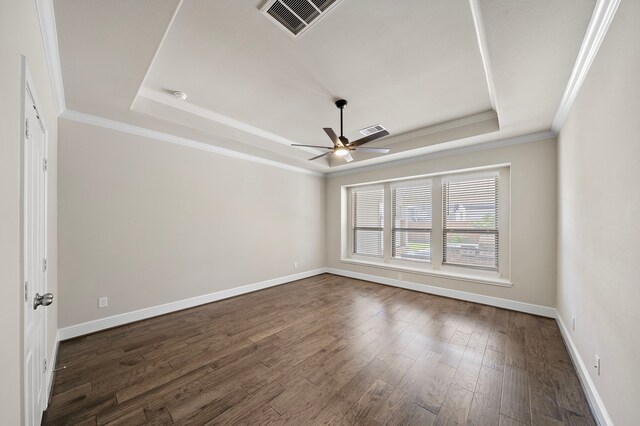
[
  {"xmin": 143, "ymin": 0, "xmax": 492, "ymax": 144},
  {"xmin": 53, "ymin": 0, "xmax": 596, "ymax": 173}
]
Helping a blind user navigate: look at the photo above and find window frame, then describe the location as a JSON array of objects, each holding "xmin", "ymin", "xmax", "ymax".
[
  {"xmin": 390, "ymin": 179, "xmax": 433, "ymax": 264},
  {"xmin": 341, "ymin": 166, "xmax": 511, "ymax": 287},
  {"xmin": 441, "ymin": 171, "xmax": 500, "ymax": 272},
  {"xmin": 348, "ymin": 184, "xmax": 385, "ymax": 260}
]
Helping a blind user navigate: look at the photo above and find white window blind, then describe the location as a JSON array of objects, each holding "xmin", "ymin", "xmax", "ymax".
[
  {"xmin": 442, "ymin": 174, "xmax": 498, "ymax": 270},
  {"xmin": 392, "ymin": 182, "xmax": 432, "ymax": 261},
  {"xmin": 352, "ymin": 187, "xmax": 384, "ymax": 257}
]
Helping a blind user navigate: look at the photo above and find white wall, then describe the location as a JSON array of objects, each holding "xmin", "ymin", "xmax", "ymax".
[
  {"xmin": 557, "ymin": 1, "xmax": 640, "ymax": 424},
  {"xmin": 326, "ymin": 138, "xmax": 557, "ymax": 309},
  {"xmin": 58, "ymin": 119, "xmax": 325, "ymax": 328},
  {"xmin": 0, "ymin": 0, "xmax": 59, "ymax": 424}
]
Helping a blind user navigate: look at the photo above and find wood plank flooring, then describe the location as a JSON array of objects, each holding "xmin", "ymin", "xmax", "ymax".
[{"xmin": 44, "ymin": 274, "xmax": 595, "ymax": 425}]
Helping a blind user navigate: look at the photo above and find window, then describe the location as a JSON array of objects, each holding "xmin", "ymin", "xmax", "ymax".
[
  {"xmin": 392, "ymin": 181, "xmax": 432, "ymax": 261},
  {"xmin": 352, "ymin": 186, "xmax": 384, "ymax": 257},
  {"xmin": 343, "ymin": 167, "xmax": 509, "ymax": 285},
  {"xmin": 443, "ymin": 174, "xmax": 498, "ymax": 270}
]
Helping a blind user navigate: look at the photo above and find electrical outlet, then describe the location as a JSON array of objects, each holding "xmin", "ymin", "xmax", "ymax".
[
  {"xmin": 98, "ymin": 297, "xmax": 108, "ymax": 309},
  {"xmin": 594, "ymin": 354, "xmax": 601, "ymax": 375},
  {"xmin": 572, "ymin": 317, "xmax": 576, "ymax": 331},
  {"xmin": 293, "ymin": 262, "xmax": 298, "ymax": 269}
]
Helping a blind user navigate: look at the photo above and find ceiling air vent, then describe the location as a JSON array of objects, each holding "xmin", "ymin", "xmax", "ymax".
[
  {"xmin": 359, "ymin": 125, "xmax": 387, "ymax": 137},
  {"xmin": 261, "ymin": 0, "xmax": 342, "ymax": 38}
]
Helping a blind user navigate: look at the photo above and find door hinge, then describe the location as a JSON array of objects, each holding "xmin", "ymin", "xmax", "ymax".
[
  {"xmin": 44, "ymin": 358, "xmax": 47, "ymax": 373},
  {"xmin": 24, "ymin": 281, "xmax": 29, "ymax": 303},
  {"xmin": 42, "ymin": 258, "xmax": 47, "ymax": 272},
  {"xmin": 43, "ymin": 158, "xmax": 48, "ymax": 172},
  {"xmin": 25, "ymin": 118, "xmax": 31, "ymax": 139}
]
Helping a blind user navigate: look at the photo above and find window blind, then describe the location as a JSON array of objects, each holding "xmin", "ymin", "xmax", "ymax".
[
  {"xmin": 392, "ymin": 182, "xmax": 432, "ymax": 261},
  {"xmin": 353, "ymin": 187, "xmax": 384, "ymax": 257},
  {"xmin": 442, "ymin": 175, "xmax": 498, "ymax": 270}
]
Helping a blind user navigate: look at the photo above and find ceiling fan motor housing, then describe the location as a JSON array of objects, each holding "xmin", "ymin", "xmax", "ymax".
[{"xmin": 335, "ymin": 99, "xmax": 348, "ymax": 109}]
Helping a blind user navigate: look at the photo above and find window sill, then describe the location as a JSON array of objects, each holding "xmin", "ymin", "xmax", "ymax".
[{"xmin": 339, "ymin": 258, "xmax": 513, "ymax": 288}]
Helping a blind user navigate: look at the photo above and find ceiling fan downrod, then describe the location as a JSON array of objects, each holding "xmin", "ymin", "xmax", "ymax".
[{"xmin": 335, "ymin": 99, "xmax": 347, "ymax": 138}]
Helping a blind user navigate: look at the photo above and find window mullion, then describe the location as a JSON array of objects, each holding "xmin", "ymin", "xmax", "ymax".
[
  {"xmin": 346, "ymin": 188, "xmax": 353, "ymax": 258},
  {"xmin": 497, "ymin": 169, "xmax": 510, "ymax": 278},
  {"xmin": 431, "ymin": 177, "xmax": 443, "ymax": 270},
  {"xmin": 383, "ymin": 183, "xmax": 392, "ymax": 263}
]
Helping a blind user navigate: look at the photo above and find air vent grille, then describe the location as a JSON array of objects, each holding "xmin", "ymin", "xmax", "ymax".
[
  {"xmin": 262, "ymin": 0, "xmax": 342, "ymax": 38},
  {"xmin": 282, "ymin": 0, "xmax": 320, "ymax": 23},
  {"xmin": 310, "ymin": 0, "xmax": 336, "ymax": 11},
  {"xmin": 359, "ymin": 125, "xmax": 386, "ymax": 136},
  {"xmin": 267, "ymin": 2, "xmax": 305, "ymax": 35}
]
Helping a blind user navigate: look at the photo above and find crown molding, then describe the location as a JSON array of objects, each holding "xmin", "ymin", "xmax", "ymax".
[
  {"xmin": 134, "ymin": 87, "xmax": 318, "ymax": 154},
  {"xmin": 136, "ymin": 87, "xmax": 500, "ymax": 160},
  {"xmin": 379, "ymin": 110, "xmax": 497, "ymax": 147},
  {"xmin": 469, "ymin": 0, "xmax": 499, "ymax": 120},
  {"xmin": 60, "ymin": 109, "xmax": 556, "ymax": 179},
  {"xmin": 60, "ymin": 109, "xmax": 324, "ymax": 177},
  {"xmin": 35, "ymin": 0, "xmax": 66, "ymax": 115},
  {"xmin": 552, "ymin": 0, "xmax": 621, "ymax": 132},
  {"xmin": 326, "ymin": 130, "xmax": 556, "ymax": 177}
]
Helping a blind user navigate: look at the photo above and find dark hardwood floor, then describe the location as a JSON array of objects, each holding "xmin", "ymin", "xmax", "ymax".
[{"xmin": 45, "ymin": 274, "xmax": 594, "ymax": 425}]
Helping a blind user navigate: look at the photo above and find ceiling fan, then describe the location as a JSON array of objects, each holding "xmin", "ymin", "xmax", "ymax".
[{"xmin": 291, "ymin": 99, "xmax": 390, "ymax": 163}]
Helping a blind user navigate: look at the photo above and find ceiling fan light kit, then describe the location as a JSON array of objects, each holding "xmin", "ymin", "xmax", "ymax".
[{"xmin": 291, "ymin": 99, "xmax": 391, "ymax": 163}]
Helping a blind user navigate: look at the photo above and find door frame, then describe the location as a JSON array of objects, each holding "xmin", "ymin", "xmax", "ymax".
[{"xmin": 21, "ymin": 56, "xmax": 49, "ymax": 425}]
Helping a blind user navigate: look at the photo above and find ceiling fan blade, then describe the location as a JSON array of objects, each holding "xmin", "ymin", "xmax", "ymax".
[
  {"xmin": 344, "ymin": 152, "xmax": 354, "ymax": 163},
  {"xmin": 291, "ymin": 144, "xmax": 334, "ymax": 149},
  {"xmin": 308, "ymin": 151, "xmax": 333, "ymax": 161},
  {"xmin": 349, "ymin": 130, "xmax": 390, "ymax": 147},
  {"xmin": 355, "ymin": 147, "xmax": 390, "ymax": 153},
  {"xmin": 323, "ymin": 128, "xmax": 339, "ymax": 146}
]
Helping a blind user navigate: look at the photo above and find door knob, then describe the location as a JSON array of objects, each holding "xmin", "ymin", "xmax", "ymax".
[{"xmin": 34, "ymin": 293, "xmax": 54, "ymax": 310}]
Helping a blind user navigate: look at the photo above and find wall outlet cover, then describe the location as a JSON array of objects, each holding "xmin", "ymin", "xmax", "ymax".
[{"xmin": 98, "ymin": 296, "xmax": 108, "ymax": 308}]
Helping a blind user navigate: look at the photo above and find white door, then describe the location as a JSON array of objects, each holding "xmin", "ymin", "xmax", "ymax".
[{"xmin": 23, "ymin": 70, "xmax": 51, "ymax": 426}]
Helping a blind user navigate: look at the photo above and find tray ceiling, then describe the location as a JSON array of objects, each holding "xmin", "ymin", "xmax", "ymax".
[{"xmin": 54, "ymin": 0, "xmax": 596, "ymax": 172}]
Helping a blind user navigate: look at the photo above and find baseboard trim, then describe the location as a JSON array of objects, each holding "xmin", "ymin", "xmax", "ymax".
[
  {"xmin": 52, "ymin": 269, "xmax": 610, "ymax": 423},
  {"xmin": 57, "ymin": 268, "xmax": 326, "ymax": 341},
  {"xmin": 326, "ymin": 268, "xmax": 556, "ymax": 318},
  {"xmin": 555, "ymin": 313, "xmax": 612, "ymax": 426}
]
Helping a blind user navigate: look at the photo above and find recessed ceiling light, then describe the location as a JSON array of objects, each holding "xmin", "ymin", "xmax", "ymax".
[{"xmin": 173, "ymin": 91, "xmax": 188, "ymax": 101}]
